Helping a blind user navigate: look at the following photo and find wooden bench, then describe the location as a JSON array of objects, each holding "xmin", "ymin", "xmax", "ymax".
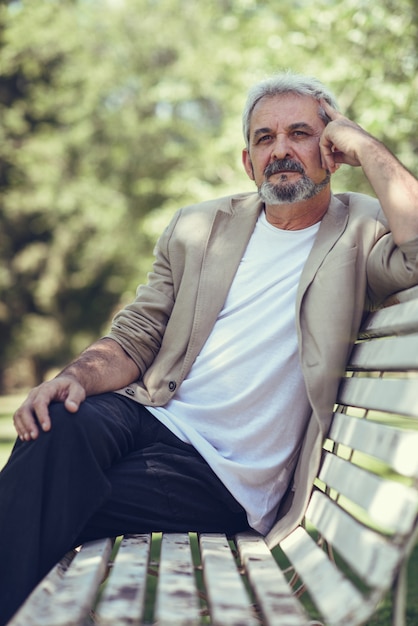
[{"xmin": 8, "ymin": 291, "xmax": 418, "ymax": 626}]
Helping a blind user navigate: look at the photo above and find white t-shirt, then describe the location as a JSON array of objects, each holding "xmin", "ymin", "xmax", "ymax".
[{"xmin": 148, "ymin": 211, "xmax": 319, "ymax": 534}]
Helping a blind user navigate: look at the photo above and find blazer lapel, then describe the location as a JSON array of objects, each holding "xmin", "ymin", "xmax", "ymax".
[
  {"xmin": 296, "ymin": 194, "xmax": 349, "ymax": 307},
  {"xmin": 184, "ymin": 193, "xmax": 262, "ymax": 367}
]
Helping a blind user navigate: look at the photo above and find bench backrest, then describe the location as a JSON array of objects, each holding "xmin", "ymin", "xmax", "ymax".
[{"xmin": 277, "ymin": 295, "xmax": 418, "ymax": 625}]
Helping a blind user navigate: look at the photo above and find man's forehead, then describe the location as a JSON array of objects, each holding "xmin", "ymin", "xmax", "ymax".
[{"xmin": 250, "ymin": 93, "xmax": 322, "ymax": 129}]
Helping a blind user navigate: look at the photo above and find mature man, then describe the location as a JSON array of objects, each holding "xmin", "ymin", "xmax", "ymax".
[{"xmin": 1, "ymin": 71, "xmax": 418, "ymax": 624}]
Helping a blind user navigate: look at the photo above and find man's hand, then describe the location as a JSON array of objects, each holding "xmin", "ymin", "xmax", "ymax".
[
  {"xmin": 13, "ymin": 339, "xmax": 141, "ymax": 442},
  {"xmin": 319, "ymin": 100, "xmax": 375, "ymax": 173},
  {"xmin": 13, "ymin": 376, "xmax": 86, "ymax": 441},
  {"xmin": 320, "ymin": 99, "xmax": 418, "ymax": 245}
]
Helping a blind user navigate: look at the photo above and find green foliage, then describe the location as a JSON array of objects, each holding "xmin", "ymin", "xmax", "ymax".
[{"xmin": 1, "ymin": 0, "xmax": 418, "ymax": 389}]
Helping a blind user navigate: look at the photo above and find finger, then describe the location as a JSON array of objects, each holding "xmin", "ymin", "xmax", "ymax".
[
  {"xmin": 33, "ymin": 400, "xmax": 52, "ymax": 433},
  {"xmin": 13, "ymin": 378, "xmax": 87, "ymax": 442},
  {"xmin": 31, "ymin": 385, "xmax": 61, "ymax": 433},
  {"xmin": 63, "ymin": 383, "xmax": 86, "ymax": 413},
  {"xmin": 31, "ymin": 377, "xmax": 83, "ymax": 429},
  {"xmin": 15, "ymin": 384, "xmax": 56, "ymax": 439},
  {"xmin": 319, "ymin": 135, "xmax": 338, "ymax": 173},
  {"xmin": 320, "ymin": 98, "xmax": 342, "ymax": 122},
  {"xmin": 13, "ymin": 401, "xmax": 40, "ymax": 441}
]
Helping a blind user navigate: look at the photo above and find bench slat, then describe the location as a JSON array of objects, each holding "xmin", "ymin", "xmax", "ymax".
[
  {"xmin": 96, "ymin": 534, "xmax": 151, "ymax": 626},
  {"xmin": 280, "ymin": 526, "xmax": 370, "ymax": 626},
  {"xmin": 155, "ymin": 533, "xmax": 200, "ymax": 626},
  {"xmin": 318, "ymin": 452, "xmax": 418, "ymax": 534},
  {"xmin": 200, "ymin": 533, "xmax": 258, "ymax": 626},
  {"xmin": 337, "ymin": 377, "xmax": 418, "ymax": 418},
  {"xmin": 348, "ymin": 333, "xmax": 418, "ymax": 370},
  {"xmin": 236, "ymin": 532, "xmax": 311, "ymax": 626},
  {"xmin": 305, "ymin": 491, "xmax": 400, "ymax": 588},
  {"xmin": 41, "ymin": 538, "xmax": 113, "ymax": 626},
  {"xmin": 359, "ymin": 298, "xmax": 418, "ymax": 339},
  {"xmin": 329, "ymin": 411, "xmax": 418, "ymax": 477}
]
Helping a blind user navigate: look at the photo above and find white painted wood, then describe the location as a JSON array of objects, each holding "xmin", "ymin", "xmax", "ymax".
[
  {"xmin": 319, "ymin": 452, "xmax": 418, "ymax": 534},
  {"xmin": 329, "ymin": 411, "xmax": 418, "ymax": 477},
  {"xmin": 306, "ymin": 491, "xmax": 400, "ymax": 588},
  {"xmin": 96, "ymin": 534, "xmax": 151, "ymax": 626},
  {"xmin": 154, "ymin": 533, "xmax": 200, "ymax": 626},
  {"xmin": 280, "ymin": 526, "xmax": 371, "ymax": 626},
  {"xmin": 337, "ymin": 377, "xmax": 418, "ymax": 418},
  {"xmin": 359, "ymin": 298, "xmax": 418, "ymax": 339},
  {"xmin": 348, "ymin": 333, "xmax": 418, "ymax": 370},
  {"xmin": 200, "ymin": 533, "xmax": 258, "ymax": 626},
  {"xmin": 40, "ymin": 538, "xmax": 113, "ymax": 626},
  {"xmin": 236, "ymin": 532, "xmax": 311, "ymax": 626}
]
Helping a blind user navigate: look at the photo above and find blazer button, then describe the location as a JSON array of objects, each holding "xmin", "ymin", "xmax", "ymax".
[
  {"xmin": 168, "ymin": 381, "xmax": 177, "ymax": 391},
  {"xmin": 125, "ymin": 388, "xmax": 135, "ymax": 396}
]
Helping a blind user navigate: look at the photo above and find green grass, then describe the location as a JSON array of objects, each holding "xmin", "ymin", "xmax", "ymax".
[
  {"xmin": 0, "ymin": 395, "xmax": 417, "ymax": 625},
  {"xmin": 0, "ymin": 394, "xmax": 22, "ymax": 469}
]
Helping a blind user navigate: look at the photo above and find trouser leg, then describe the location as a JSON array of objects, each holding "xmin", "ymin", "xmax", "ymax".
[
  {"xmin": 75, "ymin": 427, "xmax": 250, "ymax": 543},
  {"xmin": 0, "ymin": 393, "xmax": 249, "ymax": 625},
  {"xmin": 0, "ymin": 393, "xmax": 163, "ymax": 625}
]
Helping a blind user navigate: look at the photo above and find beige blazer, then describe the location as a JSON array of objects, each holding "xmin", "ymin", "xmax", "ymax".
[{"xmin": 109, "ymin": 191, "xmax": 418, "ymax": 547}]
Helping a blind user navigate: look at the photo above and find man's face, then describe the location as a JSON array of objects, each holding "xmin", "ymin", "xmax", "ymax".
[{"xmin": 242, "ymin": 93, "xmax": 330, "ymax": 205}]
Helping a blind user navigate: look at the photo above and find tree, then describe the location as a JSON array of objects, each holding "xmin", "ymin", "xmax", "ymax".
[
  {"xmin": 0, "ymin": 0, "xmax": 236, "ymax": 389},
  {"xmin": 1, "ymin": 0, "xmax": 418, "ymax": 390}
]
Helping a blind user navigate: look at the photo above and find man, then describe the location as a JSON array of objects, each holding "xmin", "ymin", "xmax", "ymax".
[{"xmin": 1, "ymin": 71, "xmax": 418, "ymax": 624}]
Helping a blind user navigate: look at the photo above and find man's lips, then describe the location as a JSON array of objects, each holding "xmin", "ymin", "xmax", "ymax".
[{"xmin": 268, "ymin": 169, "xmax": 301, "ymax": 178}]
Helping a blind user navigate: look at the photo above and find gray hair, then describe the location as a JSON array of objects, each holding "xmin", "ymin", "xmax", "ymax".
[{"xmin": 242, "ymin": 71, "xmax": 339, "ymax": 148}]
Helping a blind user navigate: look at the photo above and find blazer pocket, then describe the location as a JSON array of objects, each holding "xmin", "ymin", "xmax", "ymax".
[{"xmin": 318, "ymin": 244, "xmax": 358, "ymax": 274}]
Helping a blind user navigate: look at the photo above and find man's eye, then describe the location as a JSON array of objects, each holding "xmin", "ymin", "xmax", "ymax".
[
  {"xmin": 292, "ymin": 130, "xmax": 309, "ymax": 137},
  {"xmin": 257, "ymin": 135, "xmax": 272, "ymax": 143}
]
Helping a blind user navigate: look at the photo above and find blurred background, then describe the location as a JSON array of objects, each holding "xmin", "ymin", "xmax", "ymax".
[{"xmin": 1, "ymin": 0, "xmax": 418, "ymax": 392}]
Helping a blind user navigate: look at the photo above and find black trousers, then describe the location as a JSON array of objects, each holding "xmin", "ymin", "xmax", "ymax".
[{"xmin": 0, "ymin": 393, "xmax": 249, "ymax": 625}]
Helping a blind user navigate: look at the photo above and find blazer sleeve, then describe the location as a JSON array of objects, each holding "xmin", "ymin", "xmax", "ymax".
[{"xmin": 366, "ymin": 230, "xmax": 418, "ymax": 305}]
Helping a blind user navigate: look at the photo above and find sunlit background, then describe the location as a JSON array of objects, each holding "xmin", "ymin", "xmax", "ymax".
[{"xmin": 1, "ymin": 0, "xmax": 417, "ymax": 391}]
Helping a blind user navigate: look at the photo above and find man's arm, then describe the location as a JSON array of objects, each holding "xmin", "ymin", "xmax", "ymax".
[
  {"xmin": 13, "ymin": 337, "xmax": 140, "ymax": 442},
  {"xmin": 319, "ymin": 100, "xmax": 418, "ymax": 246}
]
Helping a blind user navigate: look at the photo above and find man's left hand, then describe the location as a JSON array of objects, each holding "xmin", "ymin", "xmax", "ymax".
[{"xmin": 319, "ymin": 100, "xmax": 374, "ymax": 173}]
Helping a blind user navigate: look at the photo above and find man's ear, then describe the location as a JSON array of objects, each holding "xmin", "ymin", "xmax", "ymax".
[{"xmin": 242, "ymin": 148, "xmax": 255, "ymax": 180}]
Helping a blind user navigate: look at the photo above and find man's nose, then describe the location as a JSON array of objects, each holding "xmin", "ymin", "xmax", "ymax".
[{"xmin": 271, "ymin": 134, "xmax": 293, "ymax": 160}]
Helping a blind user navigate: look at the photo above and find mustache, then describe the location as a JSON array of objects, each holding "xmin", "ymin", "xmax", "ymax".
[{"xmin": 264, "ymin": 159, "xmax": 305, "ymax": 178}]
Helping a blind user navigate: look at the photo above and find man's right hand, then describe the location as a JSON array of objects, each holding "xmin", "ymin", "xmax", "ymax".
[
  {"xmin": 13, "ymin": 376, "xmax": 86, "ymax": 441},
  {"xmin": 13, "ymin": 338, "xmax": 141, "ymax": 442}
]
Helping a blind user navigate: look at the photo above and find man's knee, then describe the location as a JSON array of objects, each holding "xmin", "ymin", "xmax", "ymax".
[{"xmin": 39, "ymin": 399, "xmax": 99, "ymax": 443}]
